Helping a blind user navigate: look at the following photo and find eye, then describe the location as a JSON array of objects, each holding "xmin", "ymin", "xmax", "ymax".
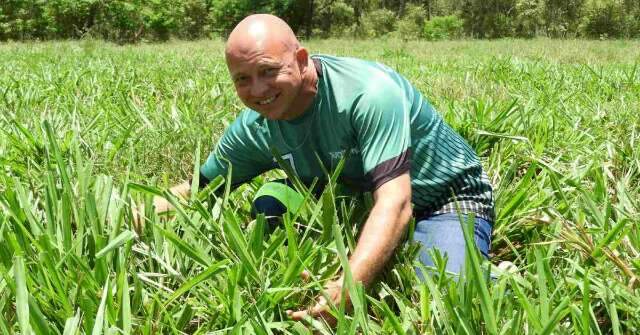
[
  {"xmin": 234, "ymin": 75, "xmax": 249, "ymax": 85},
  {"xmin": 263, "ymin": 67, "xmax": 279, "ymax": 76}
]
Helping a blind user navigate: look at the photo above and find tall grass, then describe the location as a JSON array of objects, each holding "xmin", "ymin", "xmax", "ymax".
[{"xmin": 1, "ymin": 39, "xmax": 639, "ymax": 333}]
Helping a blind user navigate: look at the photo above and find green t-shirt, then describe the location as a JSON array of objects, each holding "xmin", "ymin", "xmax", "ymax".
[{"xmin": 201, "ymin": 55, "xmax": 494, "ymax": 220}]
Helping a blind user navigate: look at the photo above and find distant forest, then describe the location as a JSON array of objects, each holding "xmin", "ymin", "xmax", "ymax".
[{"xmin": 2, "ymin": 0, "xmax": 639, "ymax": 42}]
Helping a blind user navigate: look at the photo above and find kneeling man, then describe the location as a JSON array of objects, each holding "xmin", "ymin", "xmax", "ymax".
[{"xmin": 144, "ymin": 14, "xmax": 494, "ymax": 321}]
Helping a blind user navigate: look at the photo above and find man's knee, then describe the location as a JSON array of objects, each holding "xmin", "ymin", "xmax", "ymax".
[
  {"xmin": 251, "ymin": 181, "xmax": 305, "ymax": 226},
  {"xmin": 413, "ymin": 213, "xmax": 493, "ymax": 277},
  {"xmin": 252, "ymin": 194, "xmax": 288, "ymax": 218}
]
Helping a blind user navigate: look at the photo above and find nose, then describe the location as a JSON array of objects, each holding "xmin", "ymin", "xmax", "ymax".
[{"xmin": 250, "ymin": 78, "xmax": 269, "ymax": 97}]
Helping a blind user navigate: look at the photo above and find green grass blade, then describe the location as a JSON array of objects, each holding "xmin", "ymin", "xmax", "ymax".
[
  {"xmin": 95, "ymin": 230, "xmax": 136, "ymax": 259},
  {"xmin": 164, "ymin": 260, "xmax": 229, "ymax": 306},
  {"xmin": 539, "ymin": 296, "xmax": 571, "ymax": 335},
  {"xmin": 157, "ymin": 227, "xmax": 212, "ymax": 267},
  {"xmin": 459, "ymin": 214, "xmax": 497, "ymax": 334},
  {"xmin": 14, "ymin": 256, "xmax": 31, "ymax": 335},
  {"xmin": 581, "ymin": 268, "xmax": 591, "ymax": 335},
  {"xmin": 92, "ymin": 277, "xmax": 110, "ymax": 335},
  {"xmin": 63, "ymin": 310, "xmax": 81, "ymax": 335}
]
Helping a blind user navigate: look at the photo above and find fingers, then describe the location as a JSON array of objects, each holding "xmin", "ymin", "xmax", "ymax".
[
  {"xmin": 310, "ymin": 296, "xmax": 328, "ymax": 315},
  {"xmin": 287, "ymin": 293, "xmax": 331, "ymax": 322},
  {"xmin": 300, "ymin": 269, "xmax": 311, "ymax": 282},
  {"xmin": 286, "ymin": 309, "xmax": 309, "ymax": 321},
  {"xmin": 286, "ymin": 276, "xmax": 346, "ymax": 329},
  {"xmin": 132, "ymin": 204, "xmax": 145, "ymax": 235},
  {"xmin": 286, "ymin": 297, "xmax": 330, "ymax": 322},
  {"xmin": 285, "ymin": 270, "xmax": 318, "ymax": 321}
]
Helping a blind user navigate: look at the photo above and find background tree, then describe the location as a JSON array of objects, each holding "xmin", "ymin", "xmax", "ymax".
[{"xmin": 0, "ymin": 0, "xmax": 638, "ymax": 42}]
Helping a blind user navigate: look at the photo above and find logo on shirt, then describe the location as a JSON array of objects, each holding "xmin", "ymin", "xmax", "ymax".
[{"xmin": 328, "ymin": 148, "xmax": 360, "ymax": 161}]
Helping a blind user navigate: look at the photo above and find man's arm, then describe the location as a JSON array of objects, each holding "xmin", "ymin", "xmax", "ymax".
[
  {"xmin": 348, "ymin": 171, "xmax": 413, "ymax": 286},
  {"xmin": 288, "ymin": 172, "xmax": 412, "ymax": 321},
  {"xmin": 133, "ymin": 112, "xmax": 272, "ymax": 232}
]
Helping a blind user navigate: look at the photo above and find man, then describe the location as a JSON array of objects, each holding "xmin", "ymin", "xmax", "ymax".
[{"xmin": 141, "ymin": 14, "xmax": 494, "ymax": 322}]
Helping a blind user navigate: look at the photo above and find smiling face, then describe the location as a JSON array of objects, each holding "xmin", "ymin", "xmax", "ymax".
[
  {"xmin": 225, "ymin": 14, "xmax": 317, "ymax": 121},
  {"xmin": 226, "ymin": 42, "xmax": 305, "ymax": 120}
]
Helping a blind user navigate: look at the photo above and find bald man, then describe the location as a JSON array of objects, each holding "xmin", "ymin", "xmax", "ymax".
[{"xmin": 145, "ymin": 14, "xmax": 494, "ymax": 322}]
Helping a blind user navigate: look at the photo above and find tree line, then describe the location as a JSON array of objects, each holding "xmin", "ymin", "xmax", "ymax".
[{"xmin": 1, "ymin": 0, "xmax": 639, "ymax": 42}]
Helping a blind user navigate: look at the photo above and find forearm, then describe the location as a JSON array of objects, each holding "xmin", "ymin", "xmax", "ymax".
[
  {"xmin": 347, "ymin": 199, "xmax": 412, "ymax": 286},
  {"xmin": 288, "ymin": 174, "xmax": 412, "ymax": 322}
]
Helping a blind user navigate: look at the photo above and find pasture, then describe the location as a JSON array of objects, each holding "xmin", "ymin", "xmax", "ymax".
[{"xmin": 0, "ymin": 39, "xmax": 639, "ymax": 334}]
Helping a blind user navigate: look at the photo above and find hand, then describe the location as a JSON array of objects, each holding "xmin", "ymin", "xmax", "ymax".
[
  {"xmin": 131, "ymin": 195, "xmax": 174, "ymax": 234},
  {"xmin": 287, "ymin": 272, "xmax": 348, "ymax": 327},
  {"xmin": 130, "ymin": 181, "xmax": 191, "ymax": 234}
]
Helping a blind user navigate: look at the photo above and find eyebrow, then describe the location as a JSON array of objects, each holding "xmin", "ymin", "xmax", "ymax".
[{"xmin": 257, "ymin": 59, "xmax": 282, "ymax": 67}]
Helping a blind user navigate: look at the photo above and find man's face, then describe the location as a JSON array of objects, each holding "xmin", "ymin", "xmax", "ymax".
[{"xmin": 226, "ymin": 45, "xmax": 304, "ymax": 120}]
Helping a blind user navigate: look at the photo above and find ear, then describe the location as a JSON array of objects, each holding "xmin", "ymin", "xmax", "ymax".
[{"xmin": 295, "ymin": 47, "xmax": 309, "ymax": 73}]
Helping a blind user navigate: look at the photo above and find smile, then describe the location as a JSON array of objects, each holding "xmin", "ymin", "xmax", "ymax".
[{"xmin": 257, "ymin": 94, "xmax": 279, "ymax": 105}]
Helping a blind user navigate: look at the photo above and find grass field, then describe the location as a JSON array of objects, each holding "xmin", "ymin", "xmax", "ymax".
[{"xmin": 1, "ymin": 38, "xmax": 639, "ymax": 334}]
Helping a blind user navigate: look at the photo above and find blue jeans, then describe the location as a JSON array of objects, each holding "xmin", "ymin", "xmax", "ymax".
[
  {"xmin": 252, "ymin": 182, "xmax": 493, "ymax": 276},
  {"xmin": 413, "ymin": 212, "xmax": 492, "ymax": 276}
]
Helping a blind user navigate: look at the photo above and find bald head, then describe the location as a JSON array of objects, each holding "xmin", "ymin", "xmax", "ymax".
[{"xmin": 226, "ymin": 14, "xmax": 300, "ymax": 58}]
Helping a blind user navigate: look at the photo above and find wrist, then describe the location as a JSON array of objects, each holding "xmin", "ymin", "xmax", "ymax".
[{"xmin": 346, "ymin": 257, "xmax": 377, "ymax": 288}]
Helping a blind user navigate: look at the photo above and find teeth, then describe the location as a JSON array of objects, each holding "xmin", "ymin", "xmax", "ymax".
[{"xmin": 258, "ymin": 95, "xmax": 276, "ymax": 105}]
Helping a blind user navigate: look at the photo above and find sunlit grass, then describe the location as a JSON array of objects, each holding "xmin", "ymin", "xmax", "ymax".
[{"xmin": 0, "ymin": 38, "xmax": 639, "ymax": 334}]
